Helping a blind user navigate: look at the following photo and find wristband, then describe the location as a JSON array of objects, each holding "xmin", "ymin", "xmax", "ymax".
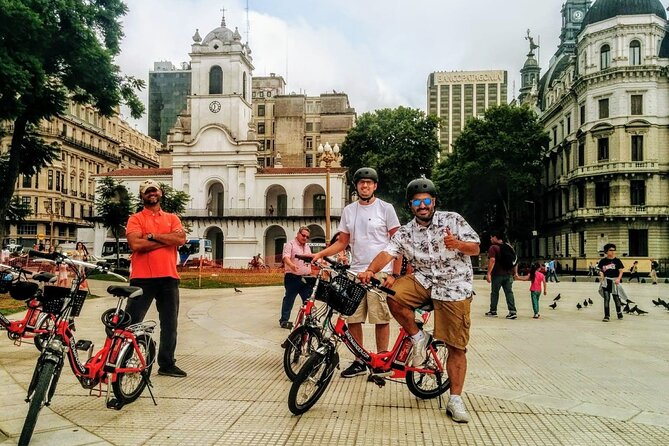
[{"xmin": 391, "ymin": 274, "xmax": 400, "ymax": 279}]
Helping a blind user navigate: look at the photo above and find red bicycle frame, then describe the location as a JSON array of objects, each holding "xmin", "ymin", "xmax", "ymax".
[{"xmin": 0, "ymin": 299, "xmax": 54, "ymax": 346}]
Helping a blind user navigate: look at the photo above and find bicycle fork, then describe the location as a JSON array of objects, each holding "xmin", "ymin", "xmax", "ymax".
[{"xmin": 26, "ymin": 351, "xmax": 63, "ymax": 407}]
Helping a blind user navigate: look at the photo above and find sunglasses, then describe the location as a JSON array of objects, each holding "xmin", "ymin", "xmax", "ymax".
[
  {"xmin": 300, "ymin": 233, "xmax": 310, "ymax": 239},
  {"xmin": 608, "ymin": 249, "xmax": 616, "ymax": 252},
  {"xmin": 411, "ymin": 198, "xmax": 433, "ymax": 207}
]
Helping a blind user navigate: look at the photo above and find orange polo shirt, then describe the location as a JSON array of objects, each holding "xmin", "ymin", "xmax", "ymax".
[{"xmin": 126, "ymin": 208, "xmax": 183, "ymax": 279}]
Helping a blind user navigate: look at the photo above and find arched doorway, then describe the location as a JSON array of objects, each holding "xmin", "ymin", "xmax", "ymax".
[
  {"xmin": 266, "ymin": 185, "xmax": 287, "ymax": 216},
  {"xmin": 204, "ymin": 226, "xmax": 224, "ymax": 262},
  {"xmin": 264, "ymin": 225, "xmax": 287, "ymax": 267},
  {"xmin": 304, "ymin": 184, "xmax": 326, "ymax": 216},
  {"xmin": 207, "ymin": 182, "xmax": 225, "ymax": 217}
]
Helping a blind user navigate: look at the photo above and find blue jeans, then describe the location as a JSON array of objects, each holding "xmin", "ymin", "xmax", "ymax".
[
  {"xmin": 530, "ymin": 291, "xmax": 541, "ymax": 315},
  {"xmin": 127, "ymin": 277, "xmax": 180, "ymax": 369},
  {"xmin": 490, "ymin": 274, "xmax": 517, "ymax": 313},
  {"xmin": 279, "ymin": 273, "xmax": 314, "ymax": 324}
]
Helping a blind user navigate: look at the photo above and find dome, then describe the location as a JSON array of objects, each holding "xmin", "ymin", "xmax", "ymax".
[
  {"xmin": 202, "ymin": 13, "xmax": 235, "ymax": 45},
  {"xmin": 581, "ymin": 0, "xmax": 667, "ymax": 28}
]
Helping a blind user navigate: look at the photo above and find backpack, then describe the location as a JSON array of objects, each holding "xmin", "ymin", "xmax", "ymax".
[{"xmin": 498, "ymin": 243, "xmax": 517, "ymax": 269}]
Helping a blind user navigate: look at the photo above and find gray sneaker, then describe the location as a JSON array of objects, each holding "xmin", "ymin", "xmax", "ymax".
[
  {"xmin": 410, "ymin": 333, "xmax": 432, "ymax": 367},
  {"xmin": 446, "ymin": 395, "xmax": 471, "ymax": 423}
]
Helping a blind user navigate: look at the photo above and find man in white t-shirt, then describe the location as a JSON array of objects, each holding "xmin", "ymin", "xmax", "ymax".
[
  {"xmin": 0, "ymin": 246, "xmax": 10, "ymax": 264},
  {"xmin": 312, "ymin": 167, "xmax": 401, "ymax": 378}
]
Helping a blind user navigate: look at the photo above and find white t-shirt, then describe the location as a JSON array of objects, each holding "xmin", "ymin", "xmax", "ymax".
[
  {"xmin": 337, "ymin": 198, "xmax": 400, "ymax": 273},
  {"xmin": 0, "ymin": 248, "xmax": 9, "ymax": 263}
]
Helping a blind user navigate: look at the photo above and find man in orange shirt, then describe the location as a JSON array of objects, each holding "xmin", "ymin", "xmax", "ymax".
[{"xmin": 126, "ymin": 179, "xmax": 187, "ymax": 378}]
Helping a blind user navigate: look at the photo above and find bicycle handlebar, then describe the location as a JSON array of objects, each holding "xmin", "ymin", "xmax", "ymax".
[
  {"xmin": 369, "ymin": 276, "xmax": 396, "ymax": 296},
  {"xmin": 28, "ymin": 250, "xmax": 127, "ymax": 282},
  {"xmin": 0, "ymin": 263, "xmax": 33, "ymax": 276}
]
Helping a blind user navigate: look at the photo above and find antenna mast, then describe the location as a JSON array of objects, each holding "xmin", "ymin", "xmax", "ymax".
[{"xmin": 245, "ymin": 0, "xmax": 250, "ymax": 44}]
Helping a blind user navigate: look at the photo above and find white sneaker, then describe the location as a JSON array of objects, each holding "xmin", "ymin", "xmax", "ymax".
[
  {"xmin": 410, "ymin": 333, "xmax": 431, "ymax": 367},
  {"xmin": 446, "ymin": 395, "xmax": 471, "ymax": 423}
]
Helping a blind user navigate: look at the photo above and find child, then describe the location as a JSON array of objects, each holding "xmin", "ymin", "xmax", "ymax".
[{"xmin": 516, "ymin": 262, "xmax": 547, "ymax": 318}]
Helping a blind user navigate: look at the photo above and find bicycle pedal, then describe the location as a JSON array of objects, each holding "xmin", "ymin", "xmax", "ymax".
[
  {"xmin": 368, "ymin": 375, "xmax": 387, "ymax": 387},
  {"xmin": 106, "ymin": 398, "xmax": 124, "ymax": 410},
  {"xmin": 75, "ymin": 340, "xmax": 93, "ymax": 351}
]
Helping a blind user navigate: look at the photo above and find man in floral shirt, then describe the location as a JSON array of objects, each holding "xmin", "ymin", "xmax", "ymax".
[{"xmin": 359, "ymin": 177, "xmax": 480, "ymax": 423}]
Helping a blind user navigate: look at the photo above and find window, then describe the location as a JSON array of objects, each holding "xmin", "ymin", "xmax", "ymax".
[
  {"xmin": 47, "ymin": 171, "xmax": 53, "ymax": 190},
  {"xmin": 566, "ymin": 115, "xmax": 571, "ymax": 134},
  {"xmin": 629, "ymin": 40, "xmax": 641, "ymax": 66},
  {"xmin": 242, "ymin": 72, "xmax": 247, "ymax": 100},
  {"xmin": 631, "ymin": 95, "xmax": 643, "ymax": 115},
  {"xmin": 597, "ymin": 138, "xmax": 609, "ymax": 161},
  {"xmin": 208, "ymin": 66, "xmax": 223, "ymax": 94},
  {"xmin": 257, "ymin": 123, "xmax": 265, "ymax": 134},
  {"xmin": 598, "ymin": 98, "xmax": 609, "ymax": 119},
  {"xmin": 631, "ymin": 135, "xmax": 643, "ymax": 161},
  {"xmin": 628, "ymin": 229, "xmax": 648, "ymax": 256},
  {"xmin": 22, "ymin": 175, "xmax": 31, "ymax": 188},
  {"xmin": 600, "ymin": 44, "xmax": 610, "ymax": 70},
  {"xmin": 306, "ymin": 154, "xmax": 313, "ymax": 167},
  {"xmin": 306, "ymin": 137, "xmax": 313, "ymax": 150},
  {"xmin": 552, "ymin": 127, "xmax": 557, "ymax": 146},
  {"xmin": 630, "ymin": 180, "xmax": 645, "ymax": 206},
  {"xmin": 595, "ymin": 182, "xmax": 610, "ymax": 206},
  {"xmin": 579, "ymin": 104, "xmax": 586, "ymax": 125},
  {"xmin": 70, "ymin": 203, "xmax": 75, "ymax": 218},
  {"xmin": 577, "ymin": 183, "xmax": 585, "ymax": 208},
  {"xmin": 55, "ymin": 172, "xmax": 60, "ymax": 191},
  {"xmin": 306, "ymin": 122, "xmax": 314, "ymax": 132},
  {"xmin": 18, "ymin": 224, "xmax": 37, "ymax": 235},
  {"xmin": 267, "ymin": 91, "xmax": 271, "ymax": 97},
  {"xmin": 257, "ymin": 104, "xmax": 265, "ymax": 117},
  {"xmin": 80, "ymin": 204, "xmax": 85, "ymax": 218}
]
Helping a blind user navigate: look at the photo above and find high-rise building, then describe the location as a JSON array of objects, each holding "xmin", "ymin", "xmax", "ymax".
[
  {"xmin": 519, "ymin": 0, "xmax": 669, "ymax": 265},
  {"xmin": 148, "ymin": 61, "xmax": 191, "ymax": 146},
  {"xmin": 427, "ymin": 70, "xmax": 508, "ymax": 155}
]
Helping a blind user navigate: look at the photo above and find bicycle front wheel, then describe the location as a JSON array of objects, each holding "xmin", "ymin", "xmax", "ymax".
[
  {"xmin": 283, "ymin": 326, "xmax": 322, "ymax": 381},
  {"xmin": 288, "ymin": 351, "xmax": 338, "ymax": 415},
  {"xmin": 112, "ymin": 334, "xmax": 156, "ymax": 404},
  {"xmin": 405, "ymin": 340, "xmax": 451, "ymax": 399},
  {"xmin": 19, "ymin": 360, "xmax": 58, "ymax": 446}
]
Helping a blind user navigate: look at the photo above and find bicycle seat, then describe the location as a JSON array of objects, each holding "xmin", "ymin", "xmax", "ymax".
[
  {"xmin": 33, "ymin": 272, "xmax": 57, "ymax": 283},
  {"xmin": 106, "ymin": 285, "xmax": 143, "ymax": 299}
]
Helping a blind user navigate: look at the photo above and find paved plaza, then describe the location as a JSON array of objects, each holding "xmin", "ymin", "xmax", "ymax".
[{"xmin": 1, "ymin": 278, "xmax": 668, "ymax": 445}]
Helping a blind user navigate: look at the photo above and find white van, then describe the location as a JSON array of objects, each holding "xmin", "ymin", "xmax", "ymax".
[{"xmin": 101, "ymin": 239, "xmax": 132, "ymax": 268}]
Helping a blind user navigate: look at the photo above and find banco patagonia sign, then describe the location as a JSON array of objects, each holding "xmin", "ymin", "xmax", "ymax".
[{"xmin": 434, "ymin": 71, "xmax": 505, "ymax": 84}]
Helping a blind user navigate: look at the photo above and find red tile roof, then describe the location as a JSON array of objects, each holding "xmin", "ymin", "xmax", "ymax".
[
  {"xmin": 93, "ymin": 168, "xmax": 173, "ymax": 177},
  {"xmin": 258, "ymin": 167, "xmax": 348, "ymax": 174}
]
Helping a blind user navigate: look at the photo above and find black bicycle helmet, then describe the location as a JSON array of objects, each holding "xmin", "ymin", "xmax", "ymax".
[
  {"xmin": 352, "ymin": 167, "xmax": 378, "ymax": 185},
  {"xmin": 406, "ymin": 177, "xmax": 437, "ymax": 200}
]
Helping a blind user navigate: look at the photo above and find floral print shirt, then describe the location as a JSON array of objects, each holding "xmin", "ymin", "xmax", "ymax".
[{"xmin": 385, "ymin": 211, "xmax": 480, "ymax": 302}]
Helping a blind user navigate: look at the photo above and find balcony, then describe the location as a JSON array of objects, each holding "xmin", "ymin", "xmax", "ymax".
[
  {"xmin": 564, "ymin": 205, "xmax": 669, "ymax": 221},
  {"xmin": 184, "ymin": 207, "xmax": 342, "ymax": 218},
  {"xmin": 567, "ymin": 161, "xmax": 659, "ymax": 181}
]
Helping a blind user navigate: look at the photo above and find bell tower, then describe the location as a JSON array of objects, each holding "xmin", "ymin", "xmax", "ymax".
[{"xmin": 557, "ymin": 0, "xmax": 592, "ymax": 56}]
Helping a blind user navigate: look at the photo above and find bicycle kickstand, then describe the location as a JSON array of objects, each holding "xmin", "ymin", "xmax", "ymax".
[{"xmin": 142, "ymin": 371, "xmax": 158, "ymax": 406}]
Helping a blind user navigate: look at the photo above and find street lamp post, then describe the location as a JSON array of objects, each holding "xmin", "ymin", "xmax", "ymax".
[
  {"xmin": 317, "ymin": 142, "xmax": 339, "ymax": 243},
  {"xmin": 524, "ymin": 200, "xmax": 536, "ymax": 259},
  {"xmin": 44, "ymin": 199, "xmax": 61, "ymax": 249}
]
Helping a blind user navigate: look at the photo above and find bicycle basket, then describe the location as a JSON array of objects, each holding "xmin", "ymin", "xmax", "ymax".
[
  {"xmin": 9, "ymin": 281, "xmax": 39, "ymax": 301},
  {"xmin": 314, "ymin": 278, "xmax": 330, "ymax": 302},
  {"xmin": 41, "ymin": 286, "xmax": 88, "ymax": 316},
  {"xmin": 325, "ymin": 275, "xmax": 366, "ymax": 316}
]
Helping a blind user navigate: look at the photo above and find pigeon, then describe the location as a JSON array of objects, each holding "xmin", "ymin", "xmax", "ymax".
[
  {"xmin": 658, "ymin": 299, "xmax": 669, "ymax": 309},
  {"xmin": 576, "ymin": 303, "xmax": 582, "ymax": 310},
  {"xmin": 633, "ymin": 306, "xmax": 648, "ymax": 315},
  {"xmin": 553, "ymin": 293, "xmax": 562, "ymax": 302},
  {"xmin": 549, "ymin": 302, "xmax": 557, "ymax": 309},
  {"xmin": 624, "ymin": 299, "xmax": 635, "ymax": 304},
  {"xmin": 588, "ymin": 298, "xmax": 593, "ymax": 305},
  {"xmin": 652, "ymin": 299, "xmax": 661, "ymax": 306},
  {"xmin": 623, "ymin": 303, "xmax": 631, "ymax": 314},
  {"xmin": 583, "ymin": 299, "xmax": 588, "ymax": 307},
  {"xmin": 234, "ymin": 287, "xmax": 243, "ymax": 293}
]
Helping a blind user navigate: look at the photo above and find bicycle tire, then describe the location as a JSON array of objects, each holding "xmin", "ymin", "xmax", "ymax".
[
  {"xmin": 112, "ymin": 334, "xmax": 156, "ymax": 404},
  {"xmin": 283, "ymin": 326, "xmax": 322, "ymax": 381},
  {"xmin": 405, "ymin": 340, "xmax": 451, "ymax": 399},
  {"xmin": 288, "ymin": 350, "xmax": 338, "ymax": 415},
  {"xmin": 19, "ymin": 360, "xmax": 58, "ymax": 446}
]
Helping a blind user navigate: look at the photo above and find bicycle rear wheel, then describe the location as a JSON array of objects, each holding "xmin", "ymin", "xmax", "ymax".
[
  {"xmin": 405, "ymin": 340, "xmax": 451, "ymax": 399},
  {"xmin": 112, "ymin": 334, "xmax": 156, "ymax": 404},
  {"xmin": 288, "ymin": 350, "xmax": 338, "ymax": 415},
  {"xmin": 283, "ymin": 326, "xmax": 322, "ymax": 381},
  {"xmin": 19, "ymin": 360, "xmax": 58, "ymax": 446}
]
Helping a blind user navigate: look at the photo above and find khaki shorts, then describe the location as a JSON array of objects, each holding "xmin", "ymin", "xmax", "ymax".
[
  {"xmin": 390, "ymin": 275, "xmax": 472, "ymax": 350},
  {"xmin": 348, "ymin": 272, "xmax": 392, "ymax": 324}
]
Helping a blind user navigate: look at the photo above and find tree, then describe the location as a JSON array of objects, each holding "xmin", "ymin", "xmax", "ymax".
[
  {"xmin": 340, "ymin": 107, "xmax": 440, "ymax": 220},
  {"xmin": 95, "ymin": 177, "xmax": 133, "ymax": 267},
  {"xmin": 433, "ymin": 104, "xmax": 550, "ymax": 242},
  {"xmin": 3, "ymin": 197, "xmax": 32, "ymax": 243},
  {"xmin": 0, "ymin": 0, "xmax": 144, "ymax": 230}
]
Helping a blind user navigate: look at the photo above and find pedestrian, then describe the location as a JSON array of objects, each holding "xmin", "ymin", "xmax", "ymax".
[
  {"xmin": 268, "ymin": 204, "xmax": 274, "ymax": 216},
  {"xmin": 125, "ymin": 179, "xmax": 188, "ymax": 378},
  {"xmin": 279, "ymin": 226, "xmax": 314, "ymax": 329},
  {"xmin": 650, "ymin": 259, "xmax": 659, "ymax": 285},
  {"xmin": 597, "ymin": 243, "xmax": 624, "ymax": 322},
  {"xmin": 312, "ymin": 167, "xmax": 401, "ymax": 378},
  {"xmin": 587, "ymin": 262, "xmax": 595, "ymax": 277},
  {"xmin": 628, "ymin": 260, "xmax": 640, "ymax": 283},
  {"xmin": 546, "ymin": 259, "xmax": 560, "ymax": 282},
  {"xmin": 71, "ymin": 241, "xmax": 90, "ymax": 289},
  {"xmin": 1, "ymin": 245, "xmax": 10, "ymax": 264},
  {"xmin": 515, "ymin": 262, "xmax": 547, "ymax": 318},
  {"xmin": 358, "ymin": 177, "xmax": 480, "ymax": 423},
  {"xmin": 485, "ymin": 230, "xmax": 518, "ymax": 319}
]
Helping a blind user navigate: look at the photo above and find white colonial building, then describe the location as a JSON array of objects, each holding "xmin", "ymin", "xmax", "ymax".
[{"xmin": 93, "ymin": 14, "xmax": 348, "ymax": 267}]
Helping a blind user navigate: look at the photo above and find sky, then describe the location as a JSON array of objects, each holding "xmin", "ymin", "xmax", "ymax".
[{"xmin": 117, "ymin": 0, "xmax": 575, "ymax": 132}]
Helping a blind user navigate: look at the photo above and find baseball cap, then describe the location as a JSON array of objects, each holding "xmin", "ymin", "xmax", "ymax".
[{"xmin": 139, "ymin": 179, "xmax": 161, "ymax": 194}]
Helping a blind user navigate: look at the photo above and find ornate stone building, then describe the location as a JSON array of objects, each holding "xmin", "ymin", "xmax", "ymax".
[
  {"xmin": 520, "ymin": 0, "xmax": 669, "ymax": 269},
  {"xmin": 1, "ymin": 101, "xmax": 160, "ymax": 249}
]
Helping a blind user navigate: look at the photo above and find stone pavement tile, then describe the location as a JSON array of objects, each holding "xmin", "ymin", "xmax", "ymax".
[
  {"xmin": 163, "ymin": 400, "xmax": 252, "ymax": 432},
  {"xmin": 570, "ymin": 402, "xmax": 640, "ymax": 421},
  {"xmin": 630, "ymin": 411, "xmax": 669, "ymax": 428},
  {"xmin": 85, "ymin": 426, "xmax": 154, "ymax": 446},
  {"xmin": 0, "ymin": 426, "xmax": 106, "ymax": 446},
  {"xmin": 287, "ymin": 406, "xmax": 361, "ymax": 445},
  {"xmin": 513, "ymin": 393, "xmax": 579, "ymax": 411},
  {"xmin": 146, "ymin": 429, "xmax": 226, "ymax": 445}
]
